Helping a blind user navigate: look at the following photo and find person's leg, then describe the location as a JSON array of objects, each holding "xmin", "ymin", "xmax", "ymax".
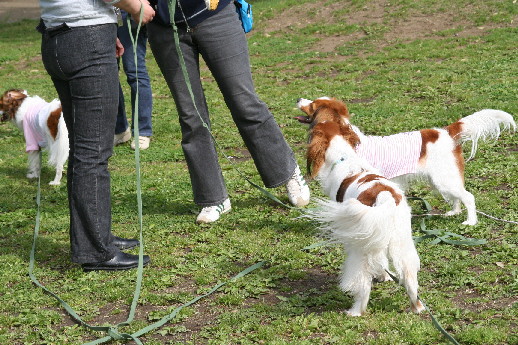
[
  {"xmin": 148, "ymin": 21, "xmax": 228, "ymax": 206},
  {"xmin": 115, "ymin": 82, "xmax": 130, "ymax": 136},
  {"xmin": 119, "ymin": 21, "xmax": 153, "ymax": 137},
  {"xmin": 41, "ymin": 24, "xmax": 121, "ymax": 264},
  {"xmin": 194, "ymin": 3, "xmax": 297, "ymax": 188}
]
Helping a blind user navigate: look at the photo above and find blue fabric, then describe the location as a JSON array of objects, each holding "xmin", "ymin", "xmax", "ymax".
[
  {"xmin": 116, "ymin": 12, "xmax": 153, "ymax": 137},
  {"xmin": 235, "ymin": 0, "xmax": 253, "ymax": 33}
]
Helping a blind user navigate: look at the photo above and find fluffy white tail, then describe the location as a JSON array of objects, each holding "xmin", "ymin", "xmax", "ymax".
[
  {"xmin": 47, "ymin": 115, "xmax": 69, "ymax": 168},
  {"xmin": 304, "ymin": 195, "xmax": 409, "ymax": 252},
  {"xmin": 456, "ymin": 109, "xmax": 515, "ymax": 160}
]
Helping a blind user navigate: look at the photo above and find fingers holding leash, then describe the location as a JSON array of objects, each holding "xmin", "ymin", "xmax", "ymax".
[{"xmin": 113, "ymin": 0, "xmax": 155, "ymax": 24}]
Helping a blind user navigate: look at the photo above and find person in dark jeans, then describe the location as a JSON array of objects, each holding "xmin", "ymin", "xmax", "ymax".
[
  {"xmin": 114, "ymin": 10, "xmax": 154, "ymax": 150},
  {"xmin": 147, "ymin": 0, "xmax": 310, "ymax": 224},
  {"xmin": 38, "ymin": 0, "xmax": 155, "ymax": 271}
]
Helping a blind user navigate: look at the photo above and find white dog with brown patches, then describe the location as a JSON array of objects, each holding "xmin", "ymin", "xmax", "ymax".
[
  {"xmin": 305, "ymin": 120, "xmax": 425, "ymax": 316},
  {"xmin": 1, "ymin": 89, "xmax": 68, "ymax": 185},
  {"xmin": 297, "ymin": 97, "xmax": 515, "ymax": 225}
]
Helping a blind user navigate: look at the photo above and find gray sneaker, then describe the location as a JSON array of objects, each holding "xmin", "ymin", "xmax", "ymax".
[{"xmin": 114, "ymin": 128, "xmax": 131, "ymax": 146}]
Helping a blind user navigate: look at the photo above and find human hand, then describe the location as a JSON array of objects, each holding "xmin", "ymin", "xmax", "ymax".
[
  {"xmin": 116, "ymin": 38, "xmax": 125, "ymax": 57},
  {"xmin": 116, "ymin": 0, "xmax": 155, "ymax": 25},
  {"xmin": 133, "ymin": 0, "xmax": 155, "ymax": 24}
]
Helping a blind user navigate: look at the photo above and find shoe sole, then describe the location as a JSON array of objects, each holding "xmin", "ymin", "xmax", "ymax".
[
  {"xmin": 114, "ymin": 139, "xmax": 131, "ymax": 146},
  {"xmin": 82, "ymin": 260, "xmax": 150, "ymax": 272},
  {"xmin": 196, "ymin": 206, "xmax": 231, "ymax": 224},
  {"xmin": 116, "ymin": 243, "xmax": 139, "ymax": 250}
]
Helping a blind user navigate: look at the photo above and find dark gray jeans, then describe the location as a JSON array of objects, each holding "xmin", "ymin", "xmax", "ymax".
[
  {"xmin": 147, "ymin": 3, "xmax": 297, "ymax": 206},
  {"xmin": 41, "ymin": 23, "xmax": 120, "ymax": 264}
]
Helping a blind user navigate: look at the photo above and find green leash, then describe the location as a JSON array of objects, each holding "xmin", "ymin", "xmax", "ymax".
[
  {"xmin": 384, "ymin": 270, "xmax": 461, "ymax": 345},
  {"xmin": 408, "ymin": 197, "xmax": 487, "ymax": 246},
  {"xmin": 29, "ymin": 153, "xmax": 143, "ymax": 344},
  {"xmin": 301, "ymin": 239, "xmax": 461, "ymax": 345},
  {"xmin": 29, "ymin": 2, "xmax": 484, "ymax": 344},
  {"xmin": 166, "ymin": 0, "xmax": 297, "ymax": 210},
  {"xmin": 29, "ymin": 7, "xmax": 149, "ymax": 344}
]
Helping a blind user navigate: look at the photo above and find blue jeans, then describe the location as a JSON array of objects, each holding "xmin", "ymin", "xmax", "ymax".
[
  {"xmin": 147, "ymin": 3, "xmax": 297, "ymax": 206},
  {"xmin": 41, "ymin": 23, "xmax": 120, "ymax": 264},
  {"xmin": 116, "ymin": 13, "xmax": 153, "ymax": 137}
]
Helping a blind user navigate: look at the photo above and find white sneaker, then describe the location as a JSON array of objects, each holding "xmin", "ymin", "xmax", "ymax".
[
  {"xmin": 196, "ymin": 198, "xmax": 231, "ymax": 224},
  {"xmin": 114, "ymin": 128, "xmax": 131, "ymax": 146},
  {"xmin": 286, "ymin": 165, "xmax": 310, "ymax": 207},
  {"xmin": 131, "ymin": 136, "xmax": 150, "ymax": 150}
]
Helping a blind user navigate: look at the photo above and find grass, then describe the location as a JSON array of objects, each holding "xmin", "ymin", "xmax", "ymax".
[{"xmin": 0, "ymin": 0, "xmax": 517, "ymax": 344}]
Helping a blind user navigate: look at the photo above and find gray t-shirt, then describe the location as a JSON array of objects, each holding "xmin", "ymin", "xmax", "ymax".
[{"xmin": 39, "ymin": 0, "xmax": 118, "ymax": 28}]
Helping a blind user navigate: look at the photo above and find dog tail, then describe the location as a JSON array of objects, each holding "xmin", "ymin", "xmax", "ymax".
[
  {"xmin": 304, "ymin": 195, "xmax": 409, "ymax": 252},
  {"xmin": 449, "ymin": 109, "xmax": 516, "ymax": 160}
]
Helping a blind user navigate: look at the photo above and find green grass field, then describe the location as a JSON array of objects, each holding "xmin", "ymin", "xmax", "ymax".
[{"xmin": 0, "ymin": 0, "xmax": 516, "ymax": 344}]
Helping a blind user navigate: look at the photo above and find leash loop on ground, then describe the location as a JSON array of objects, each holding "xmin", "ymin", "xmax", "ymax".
[
  {"xmin": 408, "ymin": 197, "xmax": 487, "ymax": 246},
  {"xmin": 28, "ymin": 2, "xmax": 493, "ymax": 344}
]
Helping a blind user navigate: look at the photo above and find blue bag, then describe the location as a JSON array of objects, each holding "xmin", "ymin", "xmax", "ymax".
[{"xmin": 234, "ymin": 0, "xmax": 253, "ymax": 33}]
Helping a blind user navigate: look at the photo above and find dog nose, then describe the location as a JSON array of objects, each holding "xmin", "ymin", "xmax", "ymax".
[{"xmin": 297, "ymin": 98, "xmax": 302, "ymax": 103}]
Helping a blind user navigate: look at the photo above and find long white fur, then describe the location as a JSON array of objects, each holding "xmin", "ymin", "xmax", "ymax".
[
  {"xmin": 298, "ymin": 98, "xmax": 516, "ymax": 225},
  {"xmin": 456, "ymin": 109, "xmax": 516, "ymax": 160},
  {"xmin": 14, "ymin": 95, "xmax": 69, "ymax": 185},
  {"xmin": 305, "ymin": 134, "xmax": 424, "ymax": 316}
]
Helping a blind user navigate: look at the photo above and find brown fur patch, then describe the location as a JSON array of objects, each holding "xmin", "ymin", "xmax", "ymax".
[
  {"xmin": 47, "ymin": 106, "xmax": 62, "ymax": 140},
  {"xmin": 453, "ymin": 145, "xmax": 465, "ymax": 184},
  {"xmin": 357, "ymin": 183, "xmax": 402, "ymax": 206},
  {"xmin": 419, "ymin": 129, "xmax": 439, "ymax": 161},
  {"xmin": 1, "ymin": 89, "xmax": 27, "ymax": 122},
  {"xmin": 446, "ymin": 121, "xmax": 463, "ymax": 140},
  {"xmin": 336, "ymin": 173, "xmax": 362, "ymax": 202},
  {"xmin": 307, "ymin": 124, "xmax": 333, "ymax": 178},
  {"xmin": 307, "ymin": 121, "xmax": 360, "ymax": 178},
  {"xmin": 446, "ymin": 121, "xmax": 466, "ymax": 183},
  {"xmin": 358, "ymin": 174, "xmax": 384, "ymax": 184},
  {"xmin": 301, "ymin": 98, "xmax": 350, "ymax": 125}
]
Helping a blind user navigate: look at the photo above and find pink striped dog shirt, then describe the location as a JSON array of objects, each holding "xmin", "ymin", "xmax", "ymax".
[
  {"xmin": 356, "ymin": 131, "xmax": 422, "ymax": 179},
  {"xmin": 22, "ymin": 99, "xmax": 50, "ymax": 152}
]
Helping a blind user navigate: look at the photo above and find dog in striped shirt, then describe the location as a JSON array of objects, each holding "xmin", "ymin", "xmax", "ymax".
[
  {"xmin": 296, "ymin": 97, "xmax": 515, "ymax": 225},
  {"xmin": 1, "ymin": 89, "xmax": 68, "ymax": 185},
  {"xmin": 304, "ymin": 120, "xmax": 424, "ymax": 316}
]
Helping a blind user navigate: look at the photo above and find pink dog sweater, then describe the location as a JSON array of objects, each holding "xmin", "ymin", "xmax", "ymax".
[
  {"xmin": 22, "ymin": 99, "xmax": 49, "ymax": 152},
  {"xmin": 356, "ymin": 131, "xmax": 422, "ymax": 179}
]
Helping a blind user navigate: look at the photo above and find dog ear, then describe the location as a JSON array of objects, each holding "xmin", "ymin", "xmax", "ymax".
[
  {"xmin": 307, "ymin": 127, "xmax": 329, "ymax": 178},
  {"xmin": 334, "ymin": 99, "xmax": 350, "ymax": 119},
  {"xmin": 340, "ymin": 123, "xmax": 360, "ymax": 147},
  {"xmin": 1, "ymin": 89, "xmax": 28, "ymax": 122}
]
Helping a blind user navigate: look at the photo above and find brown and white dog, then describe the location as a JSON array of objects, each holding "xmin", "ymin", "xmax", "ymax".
[
  {"xmin": 1, "ymin": 89, "xmax": 68, "ymax": 185},
  {"xmin": 297, "ymin": 97, "xmax": 516, "ymax": 225},
  {"xmin": 304, "ymin": 120, "xmax": 425, "ymax": 316}
]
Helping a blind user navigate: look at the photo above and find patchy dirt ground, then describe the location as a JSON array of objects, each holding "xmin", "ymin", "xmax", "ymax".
[
  {"xmin": 0, "ymin": 0, "xmax": 39, "ymax": 23},
  {"xmin": 4, "ymin": 1, "xmax": 515, "ymax": 343},
  {"xmin": 259, "ymin": 0, "xmax": 516, "ymax": 54}
]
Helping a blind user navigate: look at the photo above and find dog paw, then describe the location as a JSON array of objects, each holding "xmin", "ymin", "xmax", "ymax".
[
  {"xmin": 412, "ymin": 300, "xmax": 426, "ymax": 314},
  {"xmin": 462, "ymin": 219, "xmax": 477, "ymax": 226},
  {"xmin": 445, "ymin": 210, "xmax": 461, "ymax": 216},
  {"xmin": 27, "ymin": 173, "xmax": 39, "ymax": 179},
  {"xmin": 373, "ymin": 272, "xmax": 393, "ymax": 284},
  {"xmin": 49, "ymin": 181, "xmax": 61, "ymax": 186},
  {"xmin": 345, "ymin": 309, "xmax": 363, "ymax": 317}
]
